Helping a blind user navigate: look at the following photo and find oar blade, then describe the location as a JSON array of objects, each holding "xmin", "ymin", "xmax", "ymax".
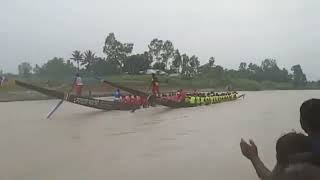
[{"xmin": 46, "ymin": 99, "xmax": 64, "ymax": 119}]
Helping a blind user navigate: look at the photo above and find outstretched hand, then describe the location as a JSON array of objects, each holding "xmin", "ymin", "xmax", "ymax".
[{"xmin": 240, "ymin": 138, "xmax": 258, "ymax": 160}]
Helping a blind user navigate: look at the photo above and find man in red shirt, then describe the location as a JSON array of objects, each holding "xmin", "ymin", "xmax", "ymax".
[
  {"xmin": 151, "ymin": 73, "xmax": 160, "ymax": 97},
  {"xmin": 73, "ymin": 73, "xmax": 83, "ymax": 96}
]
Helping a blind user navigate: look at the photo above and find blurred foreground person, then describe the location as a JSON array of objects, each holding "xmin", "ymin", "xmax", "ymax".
[
  {"xmin": 240, "ymin": 99, "xmax": 320, "ymax": 179},
  {"xmin": 240, "ymin": 132, "xmax": 311, "ymax": 179},
  {"xmin": 299, "ymin": 98, "xmax": 320, "ymax": 163}
]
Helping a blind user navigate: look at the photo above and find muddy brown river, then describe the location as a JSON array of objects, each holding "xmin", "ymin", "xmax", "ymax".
[{"xmin": 0, "ymin": 90, "xmax": 319, "ymax": 180}]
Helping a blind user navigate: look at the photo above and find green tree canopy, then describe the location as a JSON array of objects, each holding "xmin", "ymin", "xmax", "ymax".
[
  {"xmin": 90, "ymin": 57, "xmax": 119, "ymax": 75},
  {"xmin": 171, "ymin": 49, "xmax": 182, "ymax": 73},
  {"xmin": 161, "ymin": 40, "xmax": 174, "ymax": 68},
  {"xmin": 82, "ymin": 50, "xmax": 97, "ymax": 71},
  {"xmin": 148, "ymin": 38, "xmax": 163, "ymax": 63},
  {"xmin": 291, "ymin": 64, "xmax": 307, "ymax": 87},
  {"xmin": 70, "ymin": 50, "xmax": 83, "ymax": 71},
  {"xmin": 148, "ymin": 39, "xmax": 175, "ymax": 70},
  {"xmin": 180, "ymin": 54, "xmax": 199, "ymax": 79},
  {"xmin": 208, "ymin": 57, "xmax": 215, "ymax": 67},
  {"xmin": 18, "ymin": 62, "xmax": 32, "ymax": 77},
  {"xmin": 239, "ymin": 62, "xmax": 247, "ymax": 72},
  {"xmin": 123, "ymin": 53, "xmax": 151, "ymax": 74},
  {"xmin": 36, "ymin": 57, "xmax": 77, "ymax": 79},
  {"xmin": 103, "ymin": 33, "xmax": 133, "ymax": 71}
]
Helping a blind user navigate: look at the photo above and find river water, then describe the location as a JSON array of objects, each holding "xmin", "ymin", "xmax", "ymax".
[{"xmin": 0, "ymin": 90, "xmax": 319, "ymax": 180}]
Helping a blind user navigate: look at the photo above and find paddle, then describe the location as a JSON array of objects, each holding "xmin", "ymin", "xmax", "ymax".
[
  {"xmin": 46, "ymin": 99, "xmax": 64, "ymax": 119},
  {"xmin": 46, "ymin": 85, "xmax": 74, "ymax": 119}
]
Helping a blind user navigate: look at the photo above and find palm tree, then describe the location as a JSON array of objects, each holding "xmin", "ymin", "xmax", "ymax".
[
  {"xmin": 70, "ymin": 50, "xmax": 83, "ymax": 71},
  {"xmin": 82, "ymin": 50, "xmax": 96, "ymax": 71}
]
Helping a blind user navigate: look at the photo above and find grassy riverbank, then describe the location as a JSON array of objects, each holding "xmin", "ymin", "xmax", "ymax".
[{"xmin": 0, "ymin": 74, "xmax": 317, "ymax": 102}]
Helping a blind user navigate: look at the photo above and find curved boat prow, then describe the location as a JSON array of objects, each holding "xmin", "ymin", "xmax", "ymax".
[{"xmin": 238, "ymin": 94, "xmax": 245, "ymax": 99}]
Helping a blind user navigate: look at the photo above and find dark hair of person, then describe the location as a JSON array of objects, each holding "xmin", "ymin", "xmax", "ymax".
[
  {"xmin": 300, "ymin": 99, "xmax": 320, "ymax": 135},
  {"xmin": 276, "ymin": 132, "xmax": 311, "ymax": 167}
]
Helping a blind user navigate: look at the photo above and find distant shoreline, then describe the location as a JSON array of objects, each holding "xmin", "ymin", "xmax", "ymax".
[
  {"xmin": 1, "ymin": 88, "xmax": 319, "ymax": 103},
  {"xmin": 1, "ymin": 75, "xmax": 319, "ymax": 102}
]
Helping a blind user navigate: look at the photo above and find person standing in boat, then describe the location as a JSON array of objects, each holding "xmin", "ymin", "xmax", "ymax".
[
  {"xmin": 73, "ymin": 73, "xmax": 84, "ymax": 96},
  {"xmin": 151, "ymin": 73, "xmax": 160, "ymax": 97}
]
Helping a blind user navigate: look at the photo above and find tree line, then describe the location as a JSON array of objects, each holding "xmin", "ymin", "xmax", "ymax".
[
  {"xmin": 15, "ymin": 32, "xmax": 315, "ymax": 88},
  {"xmin": 17, "ymin": 33, "xmax": 201, "ymax": 78}
]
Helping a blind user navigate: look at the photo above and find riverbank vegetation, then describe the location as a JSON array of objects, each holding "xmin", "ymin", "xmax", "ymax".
[{"xmin": 1, "ymin": 32, "xmax": 320, "ymax": 92}]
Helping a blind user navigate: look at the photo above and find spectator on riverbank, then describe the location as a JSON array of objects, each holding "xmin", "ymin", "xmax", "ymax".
[
  {"xmin": 294, "ymin": 98, "xmax": 320, "ymax": 165},
  {"xmin": 240, "ymin": 132, "xmax": 312, "ymax": 179},
  {"xmin": 240, "ymin": 99, "xmax": 320, "ymax": 179}
]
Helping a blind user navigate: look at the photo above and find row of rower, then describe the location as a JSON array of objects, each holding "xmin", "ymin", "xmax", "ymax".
[
  {"xmin": 115, "ymin": 91, "xmax": 238, "ymax": 106},
  {"xmin": 161, "ymin": 91, "xmax": 239, "ymax": 105}
]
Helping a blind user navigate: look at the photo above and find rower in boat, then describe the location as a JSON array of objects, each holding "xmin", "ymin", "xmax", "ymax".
[
  {"xmin": 177, "ymin": 89, "xmax": 187, "ymax": 102},
  {"xmin": 123, "ymin": 95, "xmax": 131, "ymax": 104},
  {"xmin": 192, "ymin": 89, "xmax": 198, "ymax": 96},
  {"xmin": 196, "ymin": 94, "xmax": 201, "ymax": 105},
  {"xmin": 73, "ymin": 73, "xmax": 84, "ymax": 96},
  {"xmin": 200, "ymin": 93, "xmax": 205, "ymax": 105},
  {"xmin": 136, "ymin": 95, "xmax": 142, "ymax": 106},
  {"xmin": 114, "ymin": 89, "xmax": 122, "ymax": 102},
  {"xmin": 189, "ymin": 94, "xmax": 196, "ymax": 106},
  {"xmin": 141, "ymin": 96, "xmax": 149, "ymax": 108},
  {"xmin": 151, "ymin": 73, "xmax": 160, "ymax": 97},
  {"xmin": 175, "ymin": 90, "xmax": 181, "ymax": 102},
  {"xmin": 129, "ymin": 95, "xmax": 136, "ymax": 105}
]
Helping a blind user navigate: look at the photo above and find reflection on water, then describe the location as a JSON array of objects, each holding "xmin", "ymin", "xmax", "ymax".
[{"xmin": 0, "ymin": 90, "xmax": 319, "ymax": 180}]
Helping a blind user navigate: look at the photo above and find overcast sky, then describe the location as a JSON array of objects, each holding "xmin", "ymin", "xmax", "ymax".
[{"xmin": 1, "ymin": 0, "xmax": 320, "ymax": 80}]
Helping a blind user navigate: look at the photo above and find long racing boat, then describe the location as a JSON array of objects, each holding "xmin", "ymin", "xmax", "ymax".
[
  {"xmin": 15, "ymin": 80, "xmax": 140, "ymax": 111},
  {"xmin": 99, "ymin": 79, "xmax": 245, "ymax": 108}
]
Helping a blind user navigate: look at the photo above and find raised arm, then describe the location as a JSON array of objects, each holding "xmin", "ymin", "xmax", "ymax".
[{"xmin": 240, "ymin": 139, "xmax": 273, "ymax": 179}]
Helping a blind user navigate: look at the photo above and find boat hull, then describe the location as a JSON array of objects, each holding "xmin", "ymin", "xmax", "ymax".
[
  {"xmin": 15, "ymin": 80, "xmax": 139, "ymax": 111},
  {"xmin": 99, "ymin": 79, "xmax": 245, "ymax": 108}
]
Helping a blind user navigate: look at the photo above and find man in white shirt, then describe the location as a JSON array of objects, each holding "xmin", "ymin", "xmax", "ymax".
[{"xmin": 73, "ymin": 73, "xmax": 83, "ymax": 96}]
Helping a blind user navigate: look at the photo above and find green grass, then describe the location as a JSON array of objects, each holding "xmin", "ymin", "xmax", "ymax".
[
  {"xmin": 229, "ymin": 78, "xmax": 261, "ymax": 91},
  {"xmin": 0, "ymin": 80, "xmax": 24, "ymax": 92},
  {"xmin": 261, "ymin": 81, "xmax": 294, "ymax": 90}
]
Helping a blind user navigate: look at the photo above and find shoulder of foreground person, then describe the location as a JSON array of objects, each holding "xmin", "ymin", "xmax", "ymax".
[{"xmin": 264, "ymin": 163, "xmax": 320, "ymax": 180}]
